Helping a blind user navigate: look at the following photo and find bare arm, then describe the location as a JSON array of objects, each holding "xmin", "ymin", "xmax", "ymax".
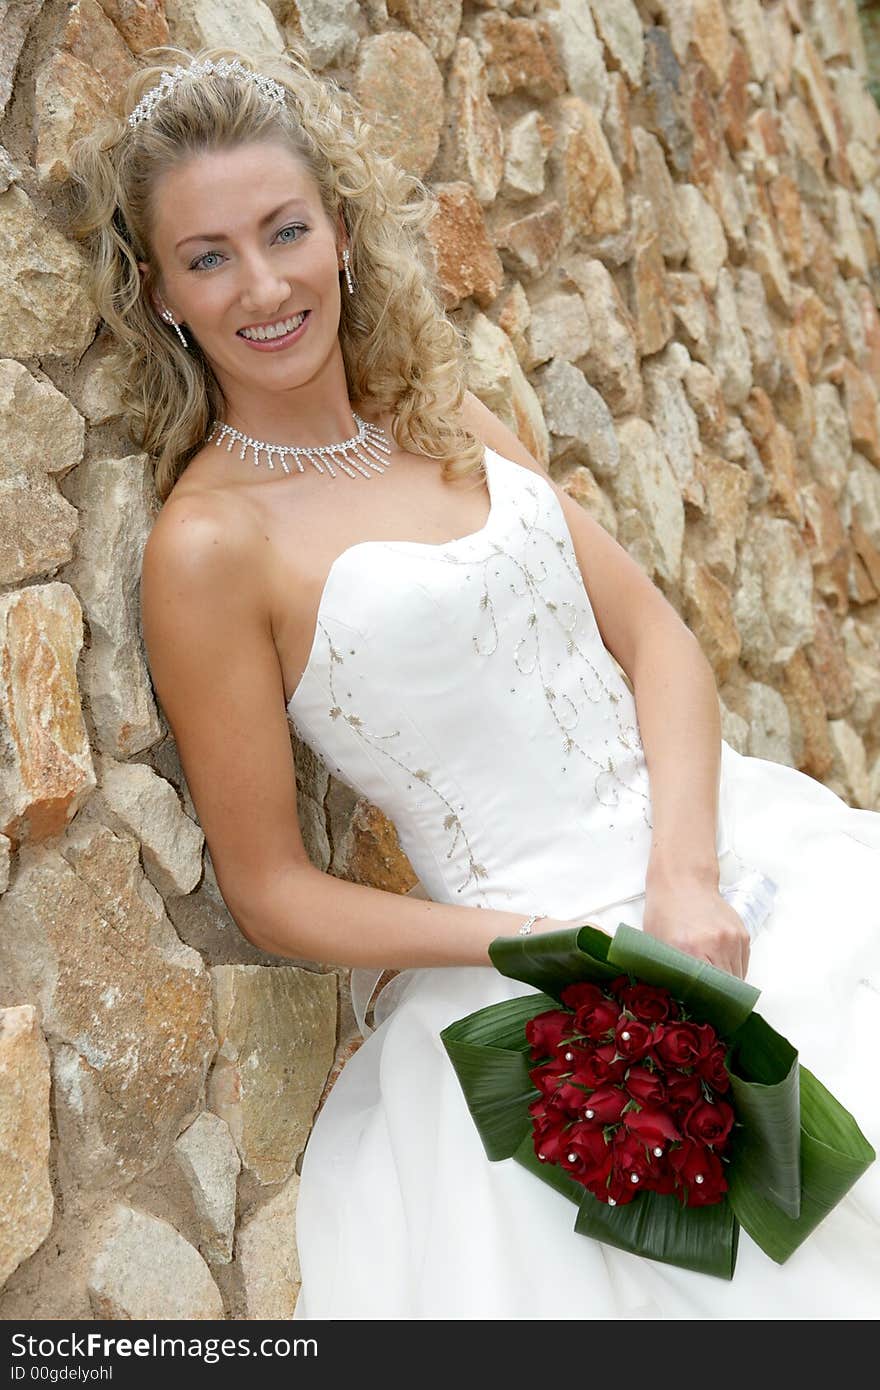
[
  {"xmin": 140, "ymin": 497, "xmax": 566, "ymax": 968},
  {"xmin": 632, "ymin": 626, "xmax": 723, "ymax": 891},
  {"xmin": 248, "ymin": 865, "xmax": 559, "ymax": 967},
  {"xmin": 629, "ymin": 629, "xmax": 750, "ymax": 978}
]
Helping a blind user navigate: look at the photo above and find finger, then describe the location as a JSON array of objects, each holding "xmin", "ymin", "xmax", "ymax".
[
  {"xmin": 735, "ymin": 927, "xmax": 749, "ymax": 980},
  {"xmin": 713, "ymin": 949, "xmax": 741, "ymax": 979},
  {"xmin": 728, "ymin": 931, "xmax": 748, "ymax": 980}
]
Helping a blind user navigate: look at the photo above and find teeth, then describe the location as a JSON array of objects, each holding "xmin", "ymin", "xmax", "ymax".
[{"xmin": 240, "ymin": 312, "xmax": 306, "ymax": 341}]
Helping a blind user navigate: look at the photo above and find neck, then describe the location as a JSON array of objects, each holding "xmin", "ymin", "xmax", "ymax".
[
  {"xmin": 214, "ymin": 353, "xmax": 362, "ymax": 448},
  {"xmin": 221, "ymin": 405, "xmax": 361, "ymax": 446}
]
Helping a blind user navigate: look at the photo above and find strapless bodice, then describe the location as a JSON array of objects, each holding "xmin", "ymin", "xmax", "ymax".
[{"xmin": 286, "ymin": 446, "xmax": 736, "ymax": 920}]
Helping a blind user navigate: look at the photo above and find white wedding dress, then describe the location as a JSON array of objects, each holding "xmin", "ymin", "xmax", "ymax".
[{"xmin": 286, "ymin": 446, "xmax": 880, "ymax": 1319}]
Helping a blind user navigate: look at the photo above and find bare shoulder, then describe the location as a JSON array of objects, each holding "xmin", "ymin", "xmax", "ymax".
[
  {"xmin": 140, "ymin": 475, "xmax": 271, "ymax": 714},
  {"xmin": 142, "ymin": 470, "xmax": 259, "ymax": 603},
  {"xmin": 458, "ymin": 392, "xmax": 691, "ymax": 680}
]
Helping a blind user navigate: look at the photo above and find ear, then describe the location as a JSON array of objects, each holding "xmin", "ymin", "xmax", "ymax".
[
  {"xmin": 335, "ymin": 208, "xmax": 349, "ymax": 263},
  {"xmin": 137, "ymin": 260, "xmax": 164, "ymax": 317}
]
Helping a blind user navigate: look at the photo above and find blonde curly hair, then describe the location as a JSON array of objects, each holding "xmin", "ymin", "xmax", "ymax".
[{"xmin": 66, "ymin": 42, "xmax": 484, "ymax": 503}]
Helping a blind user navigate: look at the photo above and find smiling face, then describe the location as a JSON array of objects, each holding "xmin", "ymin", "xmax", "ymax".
[{"xmin": 138, "ymin": 139, "xmax": 348, "ymax": 401}]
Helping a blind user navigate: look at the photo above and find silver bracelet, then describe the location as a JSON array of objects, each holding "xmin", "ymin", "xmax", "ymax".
[{"xmin": 518, "ymin": 913, "xmax": 546, "ymax": 937}]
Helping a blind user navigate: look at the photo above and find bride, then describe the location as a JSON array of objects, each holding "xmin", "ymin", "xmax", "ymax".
[{"xmin": 70, "ymin": 45, "xmax": 880, "ymax": 1318}]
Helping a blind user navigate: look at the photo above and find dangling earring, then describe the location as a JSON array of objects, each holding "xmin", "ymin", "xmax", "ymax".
[
  {"xmin": 160, "ymin": 307, "xmax": 189, "ymax": 348},
  {"xmin": 342, "ymin": 246, "xmax": 355, "ymax": 296}
]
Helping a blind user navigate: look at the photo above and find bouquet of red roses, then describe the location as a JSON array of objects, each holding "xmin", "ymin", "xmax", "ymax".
[
  {"xmin": 440, "ymin": 923, "xmax": 874, "ymax": 1278},
  {"xmin": 529, "ymin": 976, "xmax": 736, "ymax": 1209}
]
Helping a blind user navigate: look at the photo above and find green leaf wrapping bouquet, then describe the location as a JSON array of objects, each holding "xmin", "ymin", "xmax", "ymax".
[{"xmin": 439, "ymin": 924, "xmax": 875, "ymax": 1279}]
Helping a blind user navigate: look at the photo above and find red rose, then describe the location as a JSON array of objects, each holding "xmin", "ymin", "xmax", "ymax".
[
  {"xmin": 531, "ymin": 1114, "xmax": 570, "ymax": 1166},
  {"xmin": 665, "ymin": 1072, "xmax": 703, "ymax": 1111},
  {"xmin": 528, "ymin": 1056, "xmax": 570, "ymax": 1096},
  {"xmin": 611, "ymin": 1129, "xmax": 659, "ymax": 1189},
  {"xmin": 622, "ymin": 1107, "xmax": 682, "ymax": 1147},
  {"xmin": 654, "ymin": 1022, "xmax": 706, "ymax": 1068},
  {"xmin": 579, "ymin": 1084, "xmax": 628, "ymax": 1125},
  {"xmin": 625, "ymin": 1064, "xmax": 668, "ymax": 1107},
  {"xmin": 528, "ymin": 1096, "xmax": 567, "ymax": 1128},
  {"xmin": 551, "ymin": 1079, "xmax": 596, "ymax": 1115},
  {"xmin": 682, "ymin": 1098, "xmax": 735, "ymax": 1149},
  {"xmin": 558, "ymin": 1126, "xmax": 612, "ymax": 1186},
  {"xmin": 614, "ymin": 1016, "xmax": 657, "ymax": 1062},
  {"xmin": 528, "ymin": 1103, "xmax": 554, "ymax": 1132},
  {"xmin": 694, "ymin": 1023, "xmax": 719, "ymax": 1058},
  {"xmin": 570, "ymin": 1042, "xmax": 627, "ymax": 1088},
  {"xmin": 574, "ymin": 996, "xmax": 621, "ymax": 1040},
  {"xmin": 598, "ymin": 1167, "xmax": 640, "ymax": 1207},
  {"xmin": 559, "ymin": 982, "xmax": 605, "ymax": 1010},
  {"xmin": 526, "ymin": 1009, "xmax": 575, "ymax": 1058},
  {"xmin": 618, "ymin": 983, "xmax": 679, "ymax": 1023},
  {"xmin": 645, "ymin": 1158, "xmax": 678, "ymax": 1196},
  {"xmin": 696, "ymin": 1043, "xmax": 731, "ymax": 1093},
  {"xmin": 670, "ymin": 1141, "xmax": 728, "ymax": 1206},
  {"xmin": 607, "ymin": 975, "xmax": 632, "ymax": 999}
]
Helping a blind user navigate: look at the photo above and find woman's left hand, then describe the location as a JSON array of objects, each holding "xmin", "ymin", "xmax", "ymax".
[{"xmin": 642, "ymin": 879, "xmax": 751, "ymax": 980}]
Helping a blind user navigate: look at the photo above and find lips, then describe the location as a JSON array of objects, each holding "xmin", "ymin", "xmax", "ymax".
[
  {"xmin": 235, "ymin": 309, "xmax": 312, "ymax": 352},
  {"xmin": 237, "ymin": 310, "xmax": 308, "ymax": 340}
]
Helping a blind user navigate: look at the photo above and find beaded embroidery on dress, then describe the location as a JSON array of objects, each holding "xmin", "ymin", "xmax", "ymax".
[{"xmin": 287, "ymin": 447, "xmax": 880, "ymax": 1319}]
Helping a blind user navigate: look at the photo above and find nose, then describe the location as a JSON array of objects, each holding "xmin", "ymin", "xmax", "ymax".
[{"xmin": 237, "ymin": 247, "xmax": 292, "ymax": 317}]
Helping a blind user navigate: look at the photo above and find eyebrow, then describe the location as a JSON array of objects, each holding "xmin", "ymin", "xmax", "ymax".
[{"xmin": 175, "ymin": 199, "xmax": 309, "ymax": 251}]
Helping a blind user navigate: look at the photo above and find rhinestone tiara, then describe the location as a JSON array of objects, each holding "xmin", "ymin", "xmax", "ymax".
[{"xmin": 127, "ymin": 57, "xmax": 286, "ymax": 129}]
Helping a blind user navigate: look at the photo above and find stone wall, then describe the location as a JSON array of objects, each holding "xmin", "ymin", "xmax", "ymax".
[
  {"xmin": 1, "ymin": 0, "xmax": 879, "ymax": 1320},
  {"xmin": 857, "ymin": 1, "xmax": 880, "ymax": 96}
]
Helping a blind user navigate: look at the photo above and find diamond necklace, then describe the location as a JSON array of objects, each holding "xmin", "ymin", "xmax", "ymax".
[{"xmin": 206, "ymin": 411, "xmax": 394, "ymax": 479}]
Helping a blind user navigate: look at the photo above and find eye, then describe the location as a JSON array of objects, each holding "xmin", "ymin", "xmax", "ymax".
[
  {"xmin": 190, "ymin": 251, "xmax": 222, "ymax": 272},
  {"xmin": 276, "ymin": 222, "xmax": 307, "ymax": 244}
]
